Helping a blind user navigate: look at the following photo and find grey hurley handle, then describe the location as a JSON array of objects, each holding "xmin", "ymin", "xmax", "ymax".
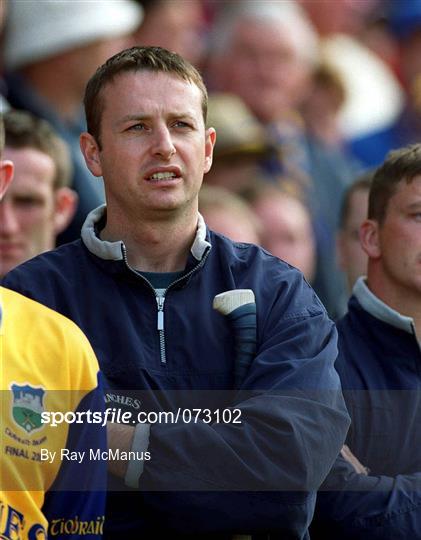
[{"xmin": 213, "ymin": 289, "xmax": 257, "ymax": 388}]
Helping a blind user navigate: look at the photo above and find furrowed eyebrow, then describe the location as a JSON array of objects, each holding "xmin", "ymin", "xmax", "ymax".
[
  {"xmin": 168, "ymin": 112, "xmax": 196, "ymax": 121},
  {"xmin": 116, "ymin": 112, "xmax": 197, "ymax": 126},
  {"xmin": 116, "ymin": 114, "xmax": 150, "ymax": 126}
]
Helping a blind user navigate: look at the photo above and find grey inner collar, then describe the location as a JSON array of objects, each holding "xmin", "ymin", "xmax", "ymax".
[
  {"xmin": 353, "ymin": 277, "xmax": 415, "ymax": 336},
  {"xmin": 81, "ymin": 205, "xmax": 210, "ymax": 262}
]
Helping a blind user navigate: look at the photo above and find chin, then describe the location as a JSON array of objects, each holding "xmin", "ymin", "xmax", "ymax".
[{"xmin": 151, "ymin": 201, "xmax": 184, "ymax": 213}]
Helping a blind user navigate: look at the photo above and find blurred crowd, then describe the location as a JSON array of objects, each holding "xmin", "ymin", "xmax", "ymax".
[{"xmin": 1, "ymin": 0, "xmax": 420, "ymax": 318}]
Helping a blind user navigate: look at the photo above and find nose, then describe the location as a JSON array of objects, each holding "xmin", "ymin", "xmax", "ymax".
[
  {"xmin": 151, "ymin": 125, "xmax": 176, "ymax": 160},
  {"xmin": 0, "ymin": 202, "xmax": 20, "ymax": 235}
]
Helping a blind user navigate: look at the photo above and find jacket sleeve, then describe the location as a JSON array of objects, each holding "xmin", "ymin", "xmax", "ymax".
[
  {"xmin": 136, "ymin": 275, "xmax": 350, "ymax": 534},
  {"xmin": 312, "ymin": 454, "xmax": 421, "ymax": 539},
  {"xmin": 141, "ymin": 276, "xmax": 349, "ymax": 488}
]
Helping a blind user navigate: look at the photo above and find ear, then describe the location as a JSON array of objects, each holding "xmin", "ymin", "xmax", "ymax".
[
  {"xmin": 203, "ymin": 128, "xmax": 216, "ymax": 174},
  {"xmin": 80, "ymin": 132, "xmax": 103, "ymax": 177},
  {"xmin": 53, "ymin": 187, "xmax": 78, "ymax": 234},
  {"xmin": 360, "ymin": 219, "xmax": 381, "ymax": 259},
  {"xmin": 0, "ymin": 160, "xmax": 14, "ymax": 199}
]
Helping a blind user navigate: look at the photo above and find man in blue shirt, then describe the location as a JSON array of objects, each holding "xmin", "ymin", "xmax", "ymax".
[
  {"xmin": 3, "ymin": 46, "xmax": 350, "ymax": 538},
  {"xmin": 312, "ymin": 144, "xmax": 421, "ymax": 539}
]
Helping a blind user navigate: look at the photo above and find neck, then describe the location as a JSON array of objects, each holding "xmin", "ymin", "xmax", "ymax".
[
  {"xmin": 101, "ymin": 207, "xmax": 199, "ymax": 272},
  {"xmin": 366, "ymin": 270, "xmax": 421, "ymax": 337}
]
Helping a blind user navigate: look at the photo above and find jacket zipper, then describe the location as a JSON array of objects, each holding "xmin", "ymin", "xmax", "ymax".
[
  {"xmin": 156, "ymin": 295, "xmax": 166, "ymax": 364},
  {"xmin": 121, "ymin": 245, "xmax": 211, "ymax": 365}
]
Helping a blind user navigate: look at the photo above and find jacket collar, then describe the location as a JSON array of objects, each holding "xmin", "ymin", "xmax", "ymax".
[
  {"xmin": 353, "ymin": 276, "xmax": 415, "ymax": 336},
  {"xmin": 81, "ymin": 205, "xmax": 211, "ymax": 262}
]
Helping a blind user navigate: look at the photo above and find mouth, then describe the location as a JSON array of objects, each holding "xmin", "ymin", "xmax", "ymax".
[
  {"xmin": 147, "ymin": 171, "xmax": 179, "ymax": 183},
  {"xmin": 144, "ymin": 167, "xmax": 182, "ymax": 184}
]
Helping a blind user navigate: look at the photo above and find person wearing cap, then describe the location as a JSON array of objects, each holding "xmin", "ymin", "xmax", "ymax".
[
  {"xmin": 3, "ymin": 0, "xmax": 143, "ymax": 244},
  {"xmin": 3, "ymin": 45, "xmax": 350, "ymax": 537},
  {"xmin": 207, "ymin": 1, "xmax": 359, "ymax": 319},
  {"xmin": 203, "ymin": 93, "xmax": 280, "ymax": 193}
]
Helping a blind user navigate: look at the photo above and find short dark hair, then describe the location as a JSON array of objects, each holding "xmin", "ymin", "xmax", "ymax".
[
  {"xmin": 368, "ymin": 144, "xmax": 421, "ymax": 223},
  {"xmin": 4, "ymin": 109, "xmax": 72, "ymax": 189},
  {"xmin": 339, "ymin": 172, "xmax": 373, "ymax": 230},
  {"xmin": 84, "ymin": 46, "xmax": 208, "ymax": 146}
]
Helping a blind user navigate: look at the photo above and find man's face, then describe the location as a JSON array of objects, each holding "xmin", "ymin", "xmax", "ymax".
[
  {"xmin": 82, "ymin": 71, "xmax": 215, "ymax": 221},
  {"xmin": 253, "ymin": 194, "xmax": 316, "ymax": 282},
  {"xmin": 0, "ymin": 147, "xmax": 57, "ymax": 276},
  {"xmin": 375, "ymin": 175, "xmax": 421, "ymax": 297},
  {"xmin": 221, "ymin": 18, "xmax": 308, "ymax": 123},
  {"xmin": 337, "ymin": 188, "xmax": 369, "ymax": 290},
  {"xmin": 201, "ymin": 206, "xmax": 260, "ymax": 245}
]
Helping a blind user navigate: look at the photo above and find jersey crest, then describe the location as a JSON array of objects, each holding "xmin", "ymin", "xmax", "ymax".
[{"xmin": 10, "ymin": 383, "xmax": 45, "ymax": 434}]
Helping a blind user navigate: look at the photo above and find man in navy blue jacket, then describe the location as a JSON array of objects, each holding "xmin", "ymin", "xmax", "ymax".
[
  {"xmin": 312, "ymin": 144, "xmax": 421, "ymax": 539},
  {"xmin": 3, "ymin": 46, "xmax": 349, "ymax": 538}
]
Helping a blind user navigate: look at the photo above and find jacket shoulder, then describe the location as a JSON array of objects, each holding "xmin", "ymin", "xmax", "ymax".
[
  {"xmin": 209, "ymin": 231, "xmax": 327, "ymax": 318},
  {"xmin": 3, "ymin": 240, "xmax": 85, "ymax": 275},
  {"xmin": 1, "ymin": 240, "xmax": 87, "ymax": 300},
  {"xmin": 209, "ymin": 230, "xmax": 299, "ymax": 274}
]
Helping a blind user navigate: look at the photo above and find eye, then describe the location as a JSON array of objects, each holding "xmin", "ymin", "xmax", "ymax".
[
  {"xmin": 128, "ymin": 123, "xmax": 146, "ymax": 131},
  {"xmin": 173, "ymin": 120, "xmax": 191, "ymax": 129}
]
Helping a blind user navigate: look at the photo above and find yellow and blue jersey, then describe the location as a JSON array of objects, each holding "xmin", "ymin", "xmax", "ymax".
[{"xmin": 0, "ymin": 287, "xmax": 106, "ymax": 539}]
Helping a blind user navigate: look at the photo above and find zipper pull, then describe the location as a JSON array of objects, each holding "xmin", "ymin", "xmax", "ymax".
[{"xmin": 156, "ymin": 296, "xmax": 165, "ymax": 330}]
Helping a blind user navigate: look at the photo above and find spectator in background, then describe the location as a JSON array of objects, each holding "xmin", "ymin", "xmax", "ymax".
[
  {"xmin": 207, "ymin": 1, "xmax": 357, "ymax": 316},
  {"xmin": 199, "ymin": 184, "xmax": 261, "ymax": 244},
  {"xmin": 301, "ymin": 63, "xmax": 347, "ymax": 149},
  {"xmin": 337, "ymin": 173, "xmax": 372, "ymax": 293},
  {"xmin": 2, "ymin": 0, "xmax": 143, "ymax": 243},
  {"xmin": 0, "ymin": 107, "xmax": 106, "ymax": 540},
  {"xmin": 350, "ymin": 0, "xmax": 421, "ymax": 167},
  {"xmin": 132, "ymin": 0, "xmax": 206, "ymax": 68},
  {"xmin": 357, "ymin": 4, "xmax": 400, "ymax": 72},
  {"xmin": 246, "ymin": 183, "xmax": 316, "ymax": 284},
  {"xmin": 0, "ymin": 110, "xmax": 76, "ymax": 277},
  {"xmin": 300, "ymin": 0, "xmax": 404, "ymax": 150},
  {"xmin": 300, "ymin": 0, "xmax": 372, "ymax": 37},
  {"xmin": 204, "ymin": 93, "xmax": 283, "ymax": 194},
  {"xmin": 311, "ymin": 144, "xmax": 421, "ymax": 540},
  {"xmin": 208, "ymin": 2, "xmax": 316, "ymax": 129}
]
